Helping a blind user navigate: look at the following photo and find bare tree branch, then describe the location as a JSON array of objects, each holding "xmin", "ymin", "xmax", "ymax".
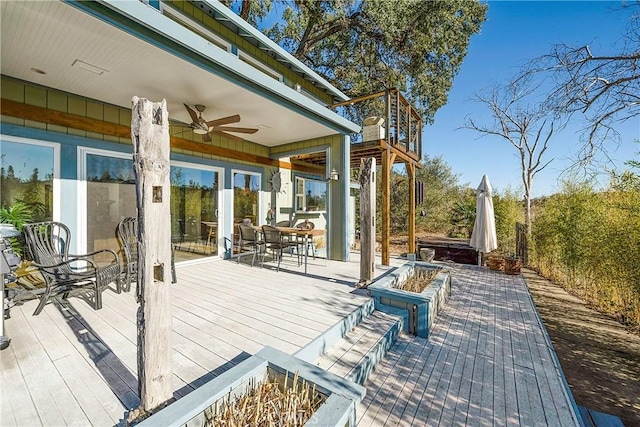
[
  {"xmin": 519, "ymin": 4, "xmax": 640, "ymax": 165},
  {"xmin": 462, "ymin": 82, "xmax": 556, "ymax": 233}
]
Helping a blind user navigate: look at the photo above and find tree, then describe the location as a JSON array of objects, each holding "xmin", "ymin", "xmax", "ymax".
[
  {"xmin": 223, "ymin": 0, "xmax": 487, "ymax": 123},
  {"xmin": 464, "ymin": 78, "xmax": 555, "ymax": 233},
  {"xmin": 376, "ymin": 155, "xmax": 465, "ymax": 236},
  {"xmin": 526, "ymin": 2, "xmax": 640, "ymax": 165}
]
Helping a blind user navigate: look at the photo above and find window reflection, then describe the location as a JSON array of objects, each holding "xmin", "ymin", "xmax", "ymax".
[
  {"xmin": 86, "ymin": 154, "xmax": 136, "ymax": 255},
  {"xmin": 295, "ymin": 177, "xmax": 326, "ymax": 212},
  {"xmin": 233, "ymin": 172, "xmax": 259, "ymax": 225},
  {"xmin": 170, "ymin": 166, "xmax": 219, "ymax": 259},
  {"xmin": 0, "ymin": 140, "xmax": 54, "ymax": 221}
]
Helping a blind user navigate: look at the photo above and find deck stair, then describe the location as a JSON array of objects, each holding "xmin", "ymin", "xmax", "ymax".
[{"xmin": 314, "ymin": 310, "xmax": 403, "ymax": 386}]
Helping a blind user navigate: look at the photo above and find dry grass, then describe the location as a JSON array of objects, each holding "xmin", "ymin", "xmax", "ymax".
[
  {"xmin": 398, "ymin": 267, "xmax": 442, "ymax": 293},
  {"xmin": 204, "ymin": 371, "xmax": 325, "ymax": 426}
]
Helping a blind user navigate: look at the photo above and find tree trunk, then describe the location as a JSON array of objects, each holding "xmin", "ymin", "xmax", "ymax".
[
  {"xmin": 131, "ymin": 97, "xmax": 173, "ymax": 414},
  {"xmin": 360, "ymin": 158, "xmax": 376, "ymax": 284}
]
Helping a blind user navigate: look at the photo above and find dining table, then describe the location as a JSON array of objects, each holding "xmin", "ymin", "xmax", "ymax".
[{"xmin": 254, "ymin": 225, "xmax": 325, "ymax": 274}]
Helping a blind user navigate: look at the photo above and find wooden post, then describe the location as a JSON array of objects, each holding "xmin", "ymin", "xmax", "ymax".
[
  {"xmin": 359, "ymin": 158, "xmax": 376, "ymax": 284},
  {"xmin": 381, "ymin": 148, "xmax": 391, "ymax": 266},
  {"xmin": 407, "ymin": 162, "xmax": 416, "ymax": 256},
  {"xmin": 131, "ymin": 97, "xmax": 173, "ymax": 415}
]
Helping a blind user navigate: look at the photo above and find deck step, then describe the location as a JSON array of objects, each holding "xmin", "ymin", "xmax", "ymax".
[{"xmin": 314, "ymin": 310, "xmax": 402, "ymax": 385}]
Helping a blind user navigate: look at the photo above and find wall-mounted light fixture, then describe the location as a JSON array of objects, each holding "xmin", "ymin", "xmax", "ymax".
[{"xmin": 327, "ymin": 168, "xmax": 340, "ymax": 182}]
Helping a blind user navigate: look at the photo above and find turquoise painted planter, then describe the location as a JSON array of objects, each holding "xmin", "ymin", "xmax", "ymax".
[
  {"xmin": 137, "ymin": 346, "xmax": 365, "ymax": 427},
  {"xmin": 369, "ymin": 261, "xmax": 451, "ymax": 338}
]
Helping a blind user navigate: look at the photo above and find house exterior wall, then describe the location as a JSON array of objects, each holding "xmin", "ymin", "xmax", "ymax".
[
  {"xmin": 165, "ymin": 1, "xmax": 333, "ymax": 105},
  {"xmin": 1, "ymin": 76, "xmax": 350, "ymax": 261}
]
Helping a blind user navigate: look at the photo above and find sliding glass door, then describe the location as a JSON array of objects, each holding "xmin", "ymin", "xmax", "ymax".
[
  {"xmin": 171, "ymin": 163, "xmax": 221, "ymax": 261},
  {"xmin": 83, "ymin": 151, "xmax": 222, "ymax": 262},
  {"xmin": 84, "ymin": 151, "xmax": 136, "ymax": 258}
]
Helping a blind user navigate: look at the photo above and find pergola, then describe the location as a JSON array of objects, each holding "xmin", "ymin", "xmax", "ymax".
[{"xmin": 292, "ymin": 88, "xmax": 423, "ymax": 265}]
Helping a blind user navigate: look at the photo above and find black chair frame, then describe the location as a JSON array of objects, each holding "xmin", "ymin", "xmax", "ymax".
[
  {"xmin": 23, "ymin": 221, "xmax": 122, "ymax": 316},
  {"xmin": 116, "ymin": 216, "xmax": 177, "ymax": 291}
]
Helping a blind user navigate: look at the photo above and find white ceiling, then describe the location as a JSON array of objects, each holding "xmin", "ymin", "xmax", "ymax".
[{"xmin": 0, "ymin": 1, "xmax": 342, "ymax": 146}]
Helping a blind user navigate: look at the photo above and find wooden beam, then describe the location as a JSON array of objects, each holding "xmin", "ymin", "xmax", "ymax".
[
  {"xmin": 407, "ymin": 162, "xmax": 416, "ymax": 256},
  {"xmin": 0, "ymin": 99, "xmax": 320, "ymax": 174},
  {"xmin": 131, "ymin": 97, "xmax": 173, "ymax": 416},
  {"xmin": 381, "ymin": 148, "xmax": 391, "ymax": 266},
  {"xmin": 359, "ymin": 157, "xmax": 376, "ymax": 284},
  {"xmin": 326, "ymin": 89, "xmax": 389, "ymax": 109}
]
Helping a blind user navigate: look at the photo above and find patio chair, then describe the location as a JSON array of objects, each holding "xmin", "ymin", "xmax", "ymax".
[
  {"xmin": 22, "ymin": 221, "xmax": 122, "ymax": 316},
  {"xmin": 261, "ymin": 225, "xmax": 300, "ymax": 272},
  {"xmin": 237, "ymin": 223, "xmax": 263, "ymax": 266},
  {"xmin": 116, "ymin": 217, "xmax": 177, "ymax": 291}
]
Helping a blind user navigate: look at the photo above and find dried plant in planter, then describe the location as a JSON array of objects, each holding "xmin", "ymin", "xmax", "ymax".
[
  {"xmin": 204, "ymin": 370, "xmax": 325, "ymax": 426},
  {"xmin": 398, "ymin": 267, "xmax": 442, "ymax": 293}
]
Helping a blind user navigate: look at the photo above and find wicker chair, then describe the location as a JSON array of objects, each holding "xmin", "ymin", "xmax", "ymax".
[
  {"xmin": 116, "ymin": 216, "xmax": 177, "ymax": 291},
  {"xmin": 22, "ymin": 221, "xmax": 122, "ymax": 316}
]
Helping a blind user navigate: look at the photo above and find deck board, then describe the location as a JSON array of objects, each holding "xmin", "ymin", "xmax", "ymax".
[
  {"xmin": 2, "ymin": 258, "xmax": 581, "ymax": 426},
  {"xmin": 357, "ymin": 265, "xmax": 581, "ymax": 426},
  {"xmin": 2, "ymin": 254, "xmax": 393, "ymax": 426}
]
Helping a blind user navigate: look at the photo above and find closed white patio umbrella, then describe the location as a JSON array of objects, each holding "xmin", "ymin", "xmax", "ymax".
[{"xmin": 470, "ymin": 174, "xmax": 497, "ymax": 265}]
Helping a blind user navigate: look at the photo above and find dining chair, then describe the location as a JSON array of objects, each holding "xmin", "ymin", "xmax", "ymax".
[
  {"xmin": 237, "ymin": 223, "xmax": 263, "ymax": 266},
  {"xmin": 261, "ymin": 225, "xmax": 300, "ymax": 271}
]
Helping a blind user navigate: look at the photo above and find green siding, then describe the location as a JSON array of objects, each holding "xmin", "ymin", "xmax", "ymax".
[
  {"xmin": 1, "ymin": 76, "xmax": 270, "ymax": 167},
  {"xmin": 2, "ymin": 78, "xmax": 24, "ymax": 102},
  {"xmin": 164, "ymin": 1, "xmax": 332, "ymax": 105}
]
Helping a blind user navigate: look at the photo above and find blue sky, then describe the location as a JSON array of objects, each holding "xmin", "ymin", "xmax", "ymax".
[{"xmin": 423, "ymin": 1, "xmax": 640, "ymax": 197}]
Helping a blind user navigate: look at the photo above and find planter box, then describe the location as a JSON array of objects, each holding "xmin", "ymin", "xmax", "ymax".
[
  {"xmin": 505, "ymin": 257, "xmax": 522, "ymax": 275},
  {"xmin": 137, "ymin": 346, "xmax": 365, "ymax": 427},
  {"xmin": 488, "ymin": 256, "xmax": 505, "ymax": 271},
  {"xmin": 369, "ymin": 261, "xmax": 451, "ymax": 338}
]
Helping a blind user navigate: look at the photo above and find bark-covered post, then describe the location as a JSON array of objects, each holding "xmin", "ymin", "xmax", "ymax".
[
  {"xmin": 359, "ymin": 158, "xmax": 376, "ymax": 284},
  {"xmin": 131, "ymin": 97, "xmax": 173, "ymax": 416}
]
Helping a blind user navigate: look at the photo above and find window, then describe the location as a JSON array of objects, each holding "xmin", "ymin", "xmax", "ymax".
[
  {"xmin": 0, "ymin": 138, "xmax": 57, "ymax": 222},
  {"xmin": 162, "ymin": 4, "xmax": 232, "ymax": 52},
  {"xmin": 295, "ymin": 177, "xmax": 326, "ymax": 212},
  {"xmin": 238, "ymin": 50, "xmax": 284, "ymax": 83},
  {"xmin": 233, "ymin": 171, "xmax": 260, "ymax": 225}
]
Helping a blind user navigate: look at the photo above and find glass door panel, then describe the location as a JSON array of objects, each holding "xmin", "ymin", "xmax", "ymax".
[
  {"xmin": 233, "ymin": 172, "xmax": 259, "ymax": 226},
  {"xmin": 86, "ymin": 154, "xmax": 136, "ymax": 261},
  {"xmin": 170, "ymin": 165, "xmax": 219, "ymax": 262}
]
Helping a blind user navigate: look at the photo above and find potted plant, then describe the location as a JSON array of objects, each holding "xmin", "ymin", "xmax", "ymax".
[
  {"xmin": 487, "ymin": 252, "xmax": 505, "ymax": 271},
  {"xmin": 504, "ymin": 254, "xmax": 522, "ymax": 275}
]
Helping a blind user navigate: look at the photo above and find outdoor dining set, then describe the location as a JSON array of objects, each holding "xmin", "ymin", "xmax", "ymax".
[{"xmin": 235, "ymin": 219, "xmax": 324, "ymax": 273}]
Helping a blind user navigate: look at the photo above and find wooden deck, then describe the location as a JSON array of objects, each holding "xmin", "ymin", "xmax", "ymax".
[
  {"xmin": 0, "ymin": 254, "xmax": 401, "ymax": 426},
  {"xmin": 357, "ymin": 264, "xmax": 581, "ymax": 426},
  {"xmin": 1, "ymin": 258, "xmax": 581, "ymax": 426}
]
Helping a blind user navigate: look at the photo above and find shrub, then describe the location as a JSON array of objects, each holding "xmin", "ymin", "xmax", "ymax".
[{"xmin": 530, "ymin": 183, "xmax": 640, "ymax": 327}]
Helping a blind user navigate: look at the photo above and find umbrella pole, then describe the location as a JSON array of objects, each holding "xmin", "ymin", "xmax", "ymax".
[{"xmin": 478, "ymin": 251, "xmax": 482, "ymax": 266}]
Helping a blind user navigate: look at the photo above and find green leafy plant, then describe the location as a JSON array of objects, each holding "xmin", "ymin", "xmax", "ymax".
[{"xmin": 0, "ymin": 201, "xmax": 33, "ymax": 256}]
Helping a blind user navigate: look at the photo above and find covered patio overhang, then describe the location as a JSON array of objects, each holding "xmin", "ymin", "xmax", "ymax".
[
  {"xmin": 0, "ymin": 0, "xmax": 359, "ymax": 147},
  {"xmin": 1, "ymin": 0, "xmax": 360, "ymax": 262}
]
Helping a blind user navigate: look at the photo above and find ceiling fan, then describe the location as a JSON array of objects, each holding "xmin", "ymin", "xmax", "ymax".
[{"xmin": 183, "ymin": 103, "xmax": 258, "ymax": 142}]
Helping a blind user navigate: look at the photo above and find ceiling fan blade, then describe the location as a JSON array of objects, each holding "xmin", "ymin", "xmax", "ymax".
[
  {"xmin": 183, "ymin": 103, "xmax": 200, "ymax": 124},
  {"xmin": 210, "ymin": 126, "xmax": 258, "ymax": 134},
  {"xmin": 205, "ymin": 114, "xmax": 241, "ymax": 127},
  {"xmin": 202, "ymin": 132, "xmax": 212, "ymax": 143},
  {"xmin": 210, "ymin": 130, "xmax": 244, "ymax": 143}
]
